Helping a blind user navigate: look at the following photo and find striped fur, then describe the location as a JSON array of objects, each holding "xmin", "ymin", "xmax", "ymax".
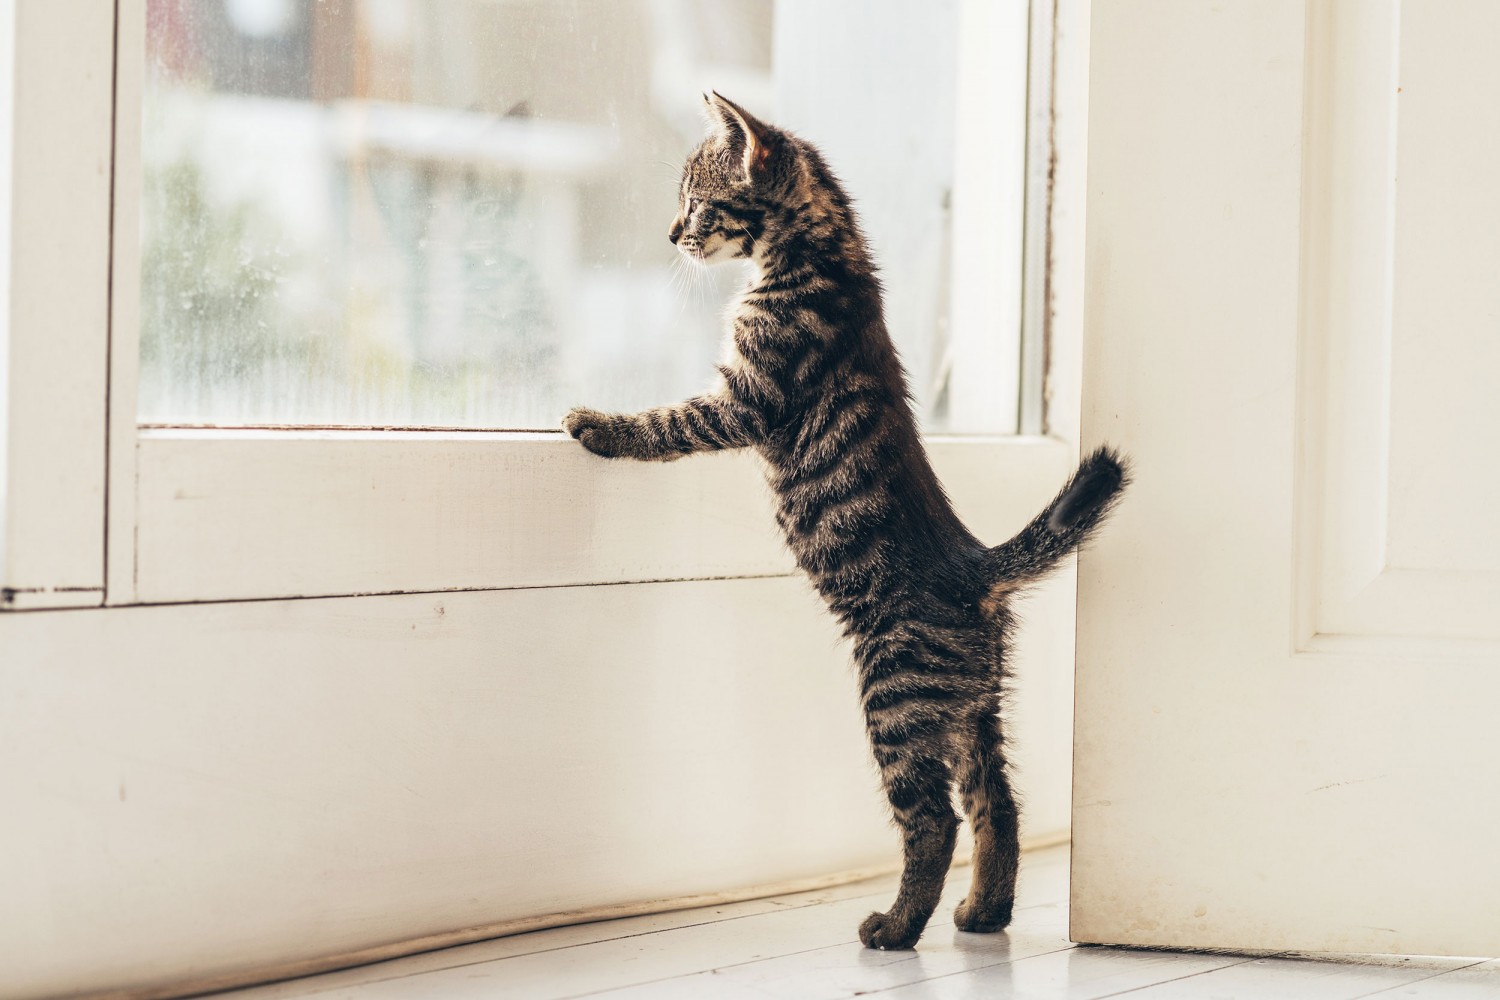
[{"xmin": 565, "ymin": 93, "xmax": 1129, "ymax": 950}]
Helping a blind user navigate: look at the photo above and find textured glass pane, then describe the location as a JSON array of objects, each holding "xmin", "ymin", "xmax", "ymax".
[{"xmin": 140, "ymin": 0, "xmax": 1016, "ymax": 431}]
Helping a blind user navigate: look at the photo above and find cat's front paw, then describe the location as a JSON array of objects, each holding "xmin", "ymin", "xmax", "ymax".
[
  {"xmin": 858, "ymin": 910, "xmax": 922, "ymax": 951},
  {"xmin": 563, "ymin": 407, "xmax": 627, "ymax": 458}
]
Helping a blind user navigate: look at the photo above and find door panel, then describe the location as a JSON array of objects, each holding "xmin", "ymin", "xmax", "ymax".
[
  {"xmin": 1314, "ymin": 0, "xmax": 1500, "ymax": 641},
  {"xmin": 1074, "ymin": 0, "xmax": 1500, "ymax": 957},
  {"xmin": 1387, "ymin": 2, "xmax": 1500, "ymax": 578}
]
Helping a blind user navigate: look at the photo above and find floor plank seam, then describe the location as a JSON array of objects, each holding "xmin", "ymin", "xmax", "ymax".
[
  {"xmin": 860, "ymin": 943, "xmax": 1082, "ymax": 998},
  {"xmin": 561, "ymin": 898, "xmax": 1072, "ymax": 1000},
  {"xmin": 561, "ymin": 938, "xmax": 864, "ymax": 1000},
  {"xmin": 1092, "ymin": 955, "xmax": 1264, "ymax": 999},
  {"xmin": 1347, "ymin": 959, "xmax": 1494, "ymax": 999}
]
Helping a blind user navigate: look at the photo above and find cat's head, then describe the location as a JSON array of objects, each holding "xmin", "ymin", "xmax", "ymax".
[{"xmin": 670, "ymin": 92, "xmax": 796, "ymax": 263}]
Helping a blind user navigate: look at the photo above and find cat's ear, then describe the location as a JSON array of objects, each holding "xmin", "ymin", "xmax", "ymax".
[{"xmin": 703, "ymin": 91, "xmax": 776, "ymax": 180}]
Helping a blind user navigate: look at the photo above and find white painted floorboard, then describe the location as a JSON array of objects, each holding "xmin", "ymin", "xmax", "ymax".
[{"xmin": 220, "ymin": 846, "xmax": 1498, "ymax": 1000}]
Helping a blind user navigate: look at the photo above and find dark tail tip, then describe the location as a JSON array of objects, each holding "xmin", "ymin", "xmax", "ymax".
[{"xmin": 1045, "ymin": 445, "xmax": 1131, "ymax": 534}]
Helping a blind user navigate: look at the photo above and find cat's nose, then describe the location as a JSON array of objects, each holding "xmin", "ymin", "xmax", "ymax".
[{"xmin": 668, "ymin": 218, "xmax": 684, "ymax": 245}]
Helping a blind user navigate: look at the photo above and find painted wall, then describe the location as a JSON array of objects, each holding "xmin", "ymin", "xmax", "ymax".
[{"xmin": 2, "ymin": 568, "xmax": 1075, "ymax": 998}]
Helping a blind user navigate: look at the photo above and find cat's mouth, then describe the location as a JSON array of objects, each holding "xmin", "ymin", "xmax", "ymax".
[{"xmin": 684, "ymin": 234, "xmax": 735, "ymax": 263}]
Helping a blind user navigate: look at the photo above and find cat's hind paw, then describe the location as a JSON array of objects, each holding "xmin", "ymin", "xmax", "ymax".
[
  {"xmin": 954, "ymin": 898, "xmax": 1013, "ymax": 934},
  {"xmin": 858, "ymin": 910, "xmax": 922, "ymax": 951}
]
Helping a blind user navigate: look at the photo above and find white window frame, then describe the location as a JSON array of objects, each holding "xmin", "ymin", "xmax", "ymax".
[
  {"xmin": 3, "ymin": 0, "xmax": 1076, "ymax": 611},
  {"xmin": 0, "ymin": 0, "xmax": 113, "ymax": 610}
]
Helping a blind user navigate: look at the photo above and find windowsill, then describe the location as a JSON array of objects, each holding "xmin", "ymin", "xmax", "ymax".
[{"xmin": 119, "ymin": 432, "xmax": 1075, "ymax": 606}]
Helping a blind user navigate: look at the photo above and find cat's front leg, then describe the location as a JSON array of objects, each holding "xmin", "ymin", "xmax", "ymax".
[{"xmin": 563, "ymin": 394, "xmax": 762, "ymax": 461}]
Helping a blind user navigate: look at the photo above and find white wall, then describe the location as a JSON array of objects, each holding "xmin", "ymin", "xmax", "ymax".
[{"xmin": 1, "ymin": 568, "xmax": 1077, "ymax": 999}]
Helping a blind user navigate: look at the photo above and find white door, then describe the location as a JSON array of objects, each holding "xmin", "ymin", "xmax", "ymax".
[{"xmin": 1072, "ymin": 0, "xmax": 1500, "ymax": 957}]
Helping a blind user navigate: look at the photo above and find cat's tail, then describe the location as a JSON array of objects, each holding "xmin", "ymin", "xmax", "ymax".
[{"xmin": 981, "ymin": 445, "xmax": 1129, "ymax": 598}]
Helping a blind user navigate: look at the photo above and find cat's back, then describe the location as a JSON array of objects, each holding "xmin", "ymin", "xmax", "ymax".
[
  {"xmin": 735, "ymin": 141, "xmax": 982, "ymax": 589},
  {"xmin": 757, "ymin": 319, "xmax": 981, "ymax": 593}
]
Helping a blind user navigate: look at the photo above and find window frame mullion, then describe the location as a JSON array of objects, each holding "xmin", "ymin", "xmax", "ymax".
[{"xmin": 0, "ymin": 0, "xmax": 117, "ymax": 611}]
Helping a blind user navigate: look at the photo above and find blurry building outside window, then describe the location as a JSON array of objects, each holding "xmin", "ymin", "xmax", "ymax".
[{"xmin": 142, "ymin": 0, "xmax": 1014, "ymax": 431}]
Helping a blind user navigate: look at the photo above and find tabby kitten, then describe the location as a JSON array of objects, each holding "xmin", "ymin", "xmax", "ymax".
[{"xmin": 564, "ymin": 93, "xmax": 1127, "ymax": 950}]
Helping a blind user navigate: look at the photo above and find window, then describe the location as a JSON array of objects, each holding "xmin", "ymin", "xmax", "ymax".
[
  {"xmin": 4, "ymin": 0, "xmax": 1065, "ymax": 609},
  {"xmin": 141, "ymin": 0, "xmax": 1027, "ymax": 433}
]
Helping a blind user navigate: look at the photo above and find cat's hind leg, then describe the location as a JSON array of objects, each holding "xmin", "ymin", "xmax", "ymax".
[
  {"xmin": 954, "ymin": 702, "xmax": 1020, "ymax": 933},
  {"xmin": 859, "ymin": 746, "xmax": 959, "ymax": 950}
]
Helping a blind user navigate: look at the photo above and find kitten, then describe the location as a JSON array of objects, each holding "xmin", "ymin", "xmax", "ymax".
[{"xmin": 564, "ymin": 92, "xmax": 1127, "ymax": 950}]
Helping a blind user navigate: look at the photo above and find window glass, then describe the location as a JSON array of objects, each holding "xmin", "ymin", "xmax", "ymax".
[{"xmin": 141, "ymin": 0, "xmax": 1019, "ymax": 431}]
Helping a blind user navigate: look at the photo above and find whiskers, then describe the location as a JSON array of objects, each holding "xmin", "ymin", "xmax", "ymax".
[{"xmin": 669, "ymin": 250, "xmax": 713, "ymax": 315}]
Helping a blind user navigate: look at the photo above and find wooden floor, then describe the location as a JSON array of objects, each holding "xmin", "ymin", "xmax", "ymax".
[{"xmin": 222, "ymin": 846, "xmax": 1498, "ymax": 999}]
